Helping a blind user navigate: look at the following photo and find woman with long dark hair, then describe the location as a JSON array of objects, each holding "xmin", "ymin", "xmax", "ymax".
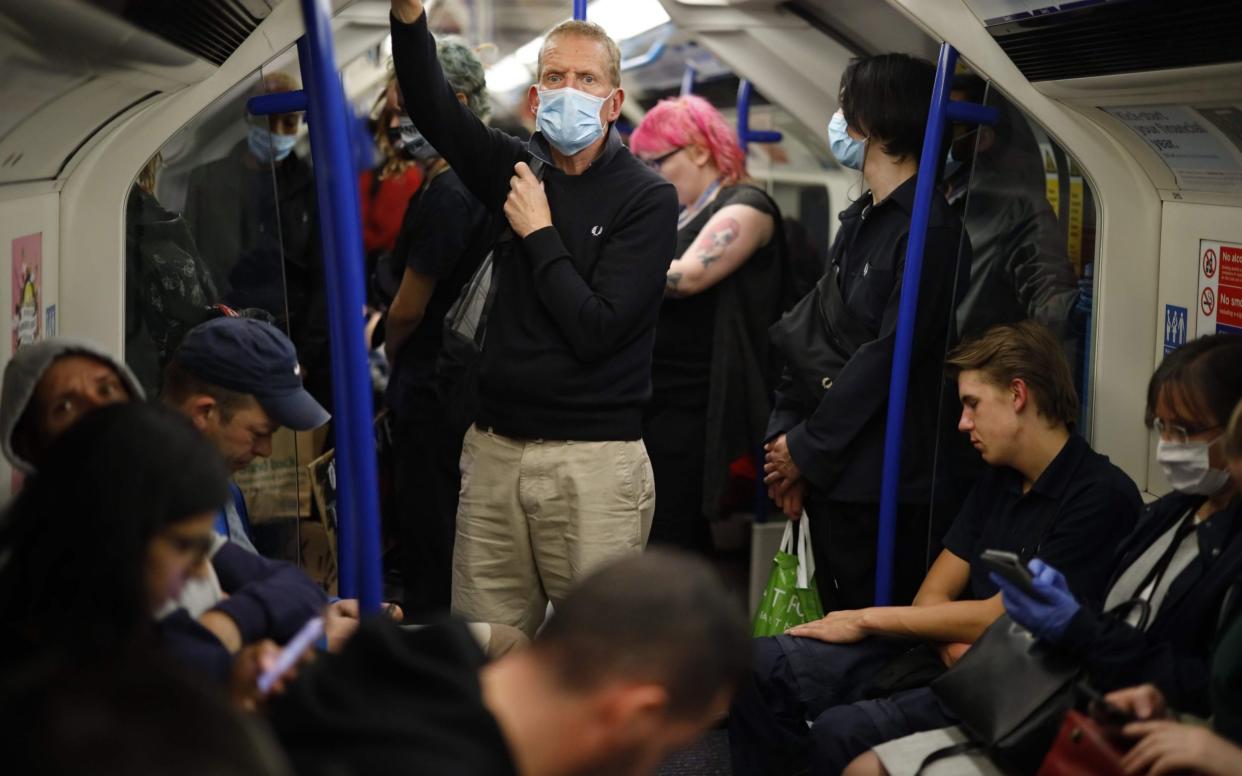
[{"xmin": 0, "ymin": 402, "xmax": 228, "ymax": 658}]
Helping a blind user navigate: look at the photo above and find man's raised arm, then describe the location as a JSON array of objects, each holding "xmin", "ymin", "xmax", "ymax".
[{"xmin": 389, "ymin": 0, "xmax": 521, "ymax": 211}]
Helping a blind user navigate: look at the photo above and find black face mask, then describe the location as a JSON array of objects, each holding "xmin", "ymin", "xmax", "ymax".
[{"xmin": 387, "ymin": 116, "xmax": 437, "ymax": 161}]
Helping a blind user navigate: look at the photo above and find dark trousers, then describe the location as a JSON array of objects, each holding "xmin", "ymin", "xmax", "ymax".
[
  {"xmin": 393, "ymin": 412, "xmax": 464, "ymax": 619},
  {"xmin": 727, "ymin": 635, "xmax": 955, "ymax": 775},
  {"xmin": 643, "ymin": 403, "xmax": 713, "ymax": 553},
  {"xmin": 806, "ymin": 496, "xmax": 934, "ymax": 611}
]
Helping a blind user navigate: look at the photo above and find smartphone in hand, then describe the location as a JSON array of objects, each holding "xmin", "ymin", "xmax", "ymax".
[
  {"xmin": 257, "ymin": 616, "xmax": 324, "ymax": 693},
  {"xmin": 980, "ymin": 549, "xmax": 1036, "ymax": 596}
]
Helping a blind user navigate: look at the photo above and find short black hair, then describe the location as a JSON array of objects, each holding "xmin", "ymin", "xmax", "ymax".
[
  {"xmin": 839, "ymin": 53, "xmax": 936, "ymax": 160},
  {"xmin": 1146, "ymin": 334, "xmax": 1242, "ymax": 430},
  {"xmin": 534, "ymin": 550, "xmax": 750, "ymax": 719}
]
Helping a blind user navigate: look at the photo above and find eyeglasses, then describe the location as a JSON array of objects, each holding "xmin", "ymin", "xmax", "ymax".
[
  {"xmin": 1153, "ymin": 417, "xmax": 1218, "ymax": 444},
  {"xmin": 642, "ymin": 147, "xmax": 683, "ymax": 170}
]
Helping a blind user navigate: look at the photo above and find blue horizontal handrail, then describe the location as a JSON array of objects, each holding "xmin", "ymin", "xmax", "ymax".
[{"xmin": 247, "ymin": 90, "xmax": 310, "ymax": 117}]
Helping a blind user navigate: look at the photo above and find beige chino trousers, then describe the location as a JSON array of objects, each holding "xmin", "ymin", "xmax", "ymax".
[{"xmin": 450, "ymin": 424, "xmax": 655, "ymax": 637}]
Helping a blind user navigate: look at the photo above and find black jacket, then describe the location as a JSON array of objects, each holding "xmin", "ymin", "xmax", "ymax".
[
  {"xmin": 391, "ymin": 12, "xmax": 678, "ymax": 441},
  {"xmin": 1059, "ymin": 493, "xmax": 1242, "ymax": 715},
  {"xmin": 767, "ymin": 177, "xmax": 969, "ymax": 502},
  {"xmin": 184, "ymin": 141, "xmax": 332, "ymax": 406}
]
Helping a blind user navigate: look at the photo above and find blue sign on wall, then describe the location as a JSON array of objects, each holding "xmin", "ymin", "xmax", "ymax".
[{"xmin": 1164, "ymin": 304, "xmax": 1188, "ymax": 354}]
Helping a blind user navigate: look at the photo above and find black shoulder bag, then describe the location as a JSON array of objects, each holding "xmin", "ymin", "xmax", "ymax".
[
  {"xmin": 435, "ymin": 158, "xmax": 545, "ymax": 439},
  {"xmin": 921, "ymin": 511, "xmax": 1194, "ymax": 775}
]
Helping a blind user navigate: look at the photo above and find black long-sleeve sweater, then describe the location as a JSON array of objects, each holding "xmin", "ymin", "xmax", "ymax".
[{"xmin": 391, "ymin": 12, "xmax": 678, "ymax": 440}]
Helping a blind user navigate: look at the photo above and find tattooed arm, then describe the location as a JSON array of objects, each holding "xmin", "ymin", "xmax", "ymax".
[{"xmin": 665, "ymin": 204, "xmax": 775, "ymax": 297}]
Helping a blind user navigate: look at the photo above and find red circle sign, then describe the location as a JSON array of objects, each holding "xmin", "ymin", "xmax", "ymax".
[
  {"xmin": 1202, "ymin": 287, "xmax": 1216, "ymax": 316},
  {"xmin": 1204, "ymin": 249, "xmax": 1218, "ymax": 279}
]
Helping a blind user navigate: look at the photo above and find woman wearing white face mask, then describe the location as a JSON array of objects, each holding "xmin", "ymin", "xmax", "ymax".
[{"xmin": 847, "ymin": 334, "xmax": 1242, "ymax": 776}]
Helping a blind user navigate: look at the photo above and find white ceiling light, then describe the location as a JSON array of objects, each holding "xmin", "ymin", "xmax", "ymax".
[
  {"xmin": 487, "ymin": 56, "xmax": 534, "ymax": 93},
  {"xmin": 588, "ymin": 0, "xmax": 671, "ymax": 41}
]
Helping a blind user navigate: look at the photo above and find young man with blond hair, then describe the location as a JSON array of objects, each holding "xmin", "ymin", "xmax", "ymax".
[
  {"xmin": 729, "ymin": 320, "xmax": 1142, "ymax": 775},
  {"xmin": 388, "ymin": 0, "xmax": 678, "ymax": 637}
]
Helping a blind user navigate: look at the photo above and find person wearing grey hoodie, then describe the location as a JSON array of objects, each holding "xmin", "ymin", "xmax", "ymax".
[{"xmin": 0, "ymin": 337, "xmax": 328, "ymax": 680}]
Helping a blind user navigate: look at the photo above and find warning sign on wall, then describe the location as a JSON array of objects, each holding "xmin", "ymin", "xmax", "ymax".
[{"xmin": 1198, "ymin": 239, "xmax": 1242, "ymax": 336}]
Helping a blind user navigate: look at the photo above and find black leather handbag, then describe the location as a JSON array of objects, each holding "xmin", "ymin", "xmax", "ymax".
[{"xmin": 926, "ymin": 615, "xmax": 1081, "ymax": 774}]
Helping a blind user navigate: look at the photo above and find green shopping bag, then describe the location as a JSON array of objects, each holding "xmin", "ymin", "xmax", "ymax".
[{"xmin": 751, "ymin": 512, "xmax": 825, "ymax": 637}]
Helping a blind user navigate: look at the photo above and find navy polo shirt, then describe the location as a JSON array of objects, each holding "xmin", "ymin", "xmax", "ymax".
[{"xmin": 943, "ymin": 433, "xmax": 1142, "ymax": 606}]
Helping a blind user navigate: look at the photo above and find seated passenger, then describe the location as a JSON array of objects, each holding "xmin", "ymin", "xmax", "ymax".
[
  {"xmin": 0, "ymin": 337, "xmax": 142, "ymax": 477},
  {"xmin": 0, "ymin": 334, "xmax": 359, "ymax": 670},
  {"xmin": 728, "ymin": 321, "xmax": 1142, "ymax": 775},
  {"xmin": 160, "ymin": 316, "xmax": 330, "ymax": 554},
  {"xmin": 851, "ymin": 333, "xmax": 1242, "ymax": 775},
  {"xmin": 762, "ymin": 53, "xmax": 970, "ymax": 612},
  {"xmin": 268, "ymin": 550, "xmax": 750, "ymax": 776},
  {"xmin": 629, "ymin": 95, "xmax": 785, "ymax": 554},
  {"xmin": 0, "ymin": 402, "xmax": 303, "ymax": 708}
]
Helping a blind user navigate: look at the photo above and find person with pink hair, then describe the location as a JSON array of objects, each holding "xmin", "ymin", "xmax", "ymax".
[{"xmin": 630, "ymin": 95, "xmax": 786, "ymax": 553}]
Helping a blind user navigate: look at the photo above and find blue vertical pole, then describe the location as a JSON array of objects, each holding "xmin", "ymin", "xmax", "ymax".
[
  {"xmin": 680, "ymin": 62, "xmax": 697, "ymax": 96},
  {"xmin": 296, "ymin": 0, "xmax": 383, "ymax": 613},
  {"xmin": 573, "ymin": 0, "xmax": 587, "ymax": 21},
  {"xmin": 873, "ymin": 43, "xmax": 957, "ymax": 606}
]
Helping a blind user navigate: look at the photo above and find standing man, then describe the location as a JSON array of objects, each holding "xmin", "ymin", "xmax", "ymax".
[
  {"xmin": 389, "ymin": 0, "xmax": 679, "ymax": 637},
  {"xmin": 184, "ymin": 72, "xmax": 331, "ymax": 407}
]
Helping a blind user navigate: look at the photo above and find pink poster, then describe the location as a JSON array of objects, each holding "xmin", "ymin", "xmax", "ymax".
[{"xmin": 11, "ymin": 233, "xmax": 41, "ymax": 352}]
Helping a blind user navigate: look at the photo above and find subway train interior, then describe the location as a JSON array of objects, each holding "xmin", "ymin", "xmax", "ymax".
[{"xmin": 3, "ymin": 0, "xmax": 1242, "ymax": 773}]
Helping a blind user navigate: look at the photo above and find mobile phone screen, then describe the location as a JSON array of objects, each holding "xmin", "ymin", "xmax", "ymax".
[{"xmin": 257, "ymin": 616, "xmax": 324, "ymax": 693}]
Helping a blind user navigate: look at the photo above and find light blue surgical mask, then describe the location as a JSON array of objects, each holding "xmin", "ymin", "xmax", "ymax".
[
  {"xmin": 248, "ymin": 124, "xmax": 298, "ymax": 163},
  {"xmin": 536, "ymin": 86, "xmax": 614, "ymax": 157},
  {"xmin": 827, "ymin": 109, "xmax": 867, "ymax": 171}
]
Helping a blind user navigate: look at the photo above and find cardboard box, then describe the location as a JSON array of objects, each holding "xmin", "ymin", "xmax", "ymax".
[{"xmin": 232, "ymin": 426, "xmax": 328, "ymax": 523}]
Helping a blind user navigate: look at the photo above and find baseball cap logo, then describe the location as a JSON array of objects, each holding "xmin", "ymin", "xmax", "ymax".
[{"xmin": 294, "ymin": 363, "xmax": 302, "ymax": 377}]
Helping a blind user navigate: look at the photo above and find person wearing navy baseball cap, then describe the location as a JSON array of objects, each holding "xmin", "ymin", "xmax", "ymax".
[{"xmin": 161, "ymin": 317, "xmax": 330, "ymax": 473}]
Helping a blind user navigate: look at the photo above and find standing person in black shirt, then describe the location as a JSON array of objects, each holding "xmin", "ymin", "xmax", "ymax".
[
  {"xmin": 762, "ymin": 54, "xmax": 971, "ymax": 611},
  {"xmin": 629, "ymin": 95, "xmax": 784, "ymax": 552},
  {"xmin": 389, "ymin": 0, "xmax": 678, "ymax": 637},
  {"xmin": 728, "ymin": 321, "xmax": 1141, "ymax": 776},
  {"xmin": 382, "ymin": 37, "xmax": 494, "ymax": 619}
]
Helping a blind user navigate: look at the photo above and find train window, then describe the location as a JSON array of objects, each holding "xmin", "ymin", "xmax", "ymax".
[
  {"xmin": 948, "ymin": 77, "xmax": 1096, "ymax": 428},
  {"xmin": 918, "ymin": 75, "xmax": 1100, "ymax": 575},
  {"xmin": 124, "ymin": 57, "xmax": 328, "ymax": 572}
]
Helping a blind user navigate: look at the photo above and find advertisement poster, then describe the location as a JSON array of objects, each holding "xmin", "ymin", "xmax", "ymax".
[
  {"xmin": 1197, "ymin": 240, "xmax": 1242, "ymax": 337},
  {"xmin": 11, "ymin": 233, "xmax": 41, "ymax": 352},
  {"xmin": 1105, "ymin": 106, "xmax": 1242, "ymax": 191}
]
